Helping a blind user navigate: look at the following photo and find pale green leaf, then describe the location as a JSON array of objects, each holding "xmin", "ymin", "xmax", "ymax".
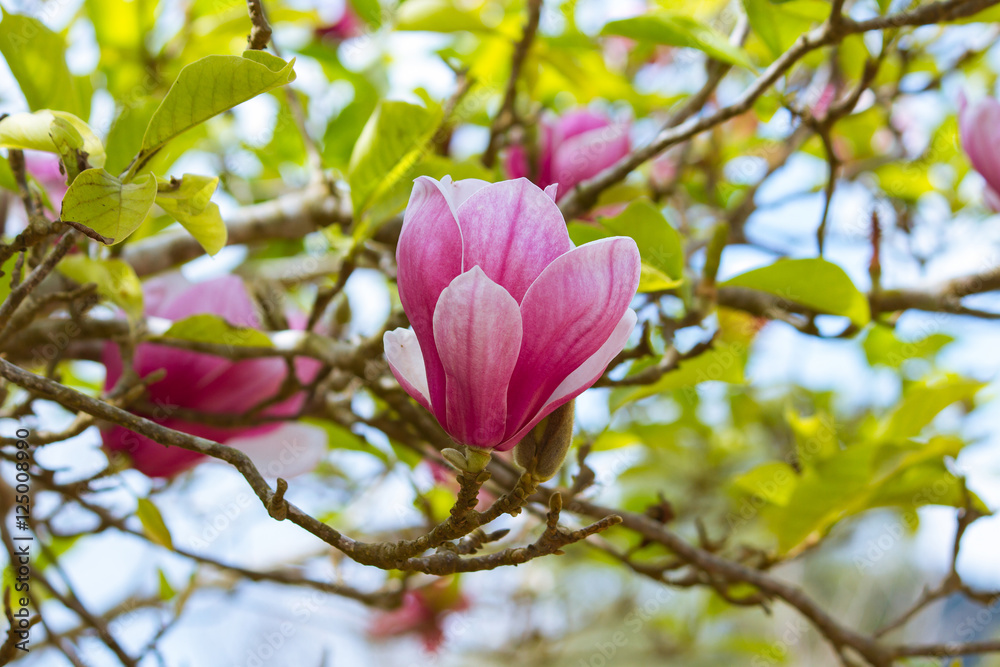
[
  {"xmin": 137, "ymin": 498, "xmax": 173, "ymax": 549},
  {"xmin": 599, "ymin": 199, "xmax": 684, "ymax": 281},
  {"xmin": 348, "ymin": 100, "xmax": 442, "ymax": 219},
  {"xmin": 720, "ymin": 258, "xmax": 871, "ymax": 326},
  {"xmin": 601, "ymin": 13, "xmax": 754, "ymax": 69},
  {"xmin": 0, "ymin": 111, "xmax": 106, "ymax": 168},
  {"xmin": 732, "ymin": 462, "xmax": 798, "ymax": 507},
  {"xmin": 57, "ymin": 256, "xmax": 143, "ymax": 319},
  {"xmin": 396, "ymin": 0, "xmax": 490, "ymax": 32},
  {"xmin": 877, "ymin": 376, "xmax": 983, "ymax": 442},
  {"xmin": 160, "ymin": 201, "xmax": 226, "ymax": 255},
  {"xmin": 60, "ymin": 168, "xmax": 157, "ymax": 244},
  {"xmin": 163, "ymin": 314, "xmax": 273, "ymax": 348},
  {"xmin": 158, "ymin": 570, "xmax": 176, "ymax": 601},
  {"xmin": 155, "ymin": 174, "xmax": 226, "ymax": 255},
  {"xmin": 0, "ymin": 14, "xmax": 87, "ymax": 117},
  {"xmin": 48, "ymin": 116, "xmax": 85, "ymax": 184},
  {"xmin": 138, "ymin": 51, "xmax": 296, "ymax": 165},
  {"xmin": 862, "ymin": 325, "xmax": 953, "ymax": 368}
]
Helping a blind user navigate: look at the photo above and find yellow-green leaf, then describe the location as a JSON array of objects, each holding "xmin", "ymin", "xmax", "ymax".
[
  {"xmin": 57, "ymin": 256, "xmax": 143, "ymax": 320},
  {"xmin": 601, "ymin": 12, "xmax": 754, "ymax": 69},
  {"xmin": 599, "ymin": 199, "xmax": 685, "ymax": 281},
  {"xmin": 0, "ymin": 111, "xmax": 106, "ymax": 169},
  {"xmin": 163, "ymin": 314, "xmax": 273, "ymax": 348},
  {"xmin": 349, "ymin": 100, "xmax": 443, "ymax": 222},
  {"xmin": 155, "ymin": 175, "xmax": 226, "ymax": 255},
  {"xmin": 60, "ymin": 168, "xmax": 157, "ymax": 244},
  {"xmin": 137, "ymin": 498, "xmax": 173, "ymax": 549},
  {"xmin": 720, "ymin": 258, "xmax": 870, "ymax": 326},
  {"xmin": 138, "ymin": 51, "xmax": 296, "ymax": 165},
  {"xmin": 0, "ymin": 14, "xmax": 88, "ymax": 117}
]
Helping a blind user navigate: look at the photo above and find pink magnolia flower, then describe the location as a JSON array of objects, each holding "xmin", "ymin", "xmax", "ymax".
[
  {"xmin": 384, "ymin": 177, "xmax": 640, "ymax": 451},
  {"xmin": 102, "ymin": 274, "xmax": 324, "ymax": 478},
  {"xmin": 368, "ymin": 582, "xmax": 470, "ymax": 652},
  {"xmin": 958, "ymin": 93, "xmax": 1000, "ymax": 211},
  {"xmin": 504, "ymin": 110, "xmax": 630, "ymax": 200},
  {"xmin": 315, "ymin": 4, "xmax": 364, "ymax": 41}
]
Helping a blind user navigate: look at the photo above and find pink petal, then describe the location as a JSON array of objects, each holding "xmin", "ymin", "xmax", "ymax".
[
  {"xmin": 151, "ymin": 274, "xmax": 261, "ymax": 327},
  {"xmin": 543, "ymin": 183, "xmax": 559, "ymax": 201},
  {"xmin": 384, "ymin": 327, "xmax": 432, "ymax": 410},
  {"xmin": 551, "ymin": 124, "xmax": 630, "ymax": 197},
  {"xmin": 456, "ymin": 179, "xmax": 573, "ymax": 303},
  {"xmin": 547, "ymin": 308, "xmax": 637, "ymax": 405},
  {"xmin": 141, "ymin": 273, "xmax": 195, "ymax": 317},
  {"xmin": 226, "ymin": 422, "xmax": 327, "ymax": 478},
  {"xmin": 985, "ymin": 185, "xmax": 1000, "ymax": 212},
  {"xmin": 503, "ymin": 144, "xmax": 530, "ymax": 180},
  {"xmin": 102, "ymin": 424, "xmax": 206, "ymax": 477},
  {"xmin": 444, "ymin": 176, "xmax": 491, "ymax": 208},
  {"xmin": 396, "ymin": 176, "xmax": 465, "ymax": 424},
  {"xmin": 959, "ymin": 96, "xmax": 1000, "ymax": 195},
  {"xmin": 495, "ymin": 309, "xmax": 636, "ymax": 452},
  {"xmin": 433, "ymin": 266, "xmax": 522, "ymax": 447},
  {"xmin": 493, "ymin": 314, "xmax": 635, "ymax": 452},
  {"xmin": 554, "ymin": 110, "xmax": 612, "ymax": 142},
  {"xmin": 102, "ymin": 413, "xmax": 270, "ymax": 478},
  {"xmin": 503, "ymin": 237, "xmax": 640, "ymax": 437}
]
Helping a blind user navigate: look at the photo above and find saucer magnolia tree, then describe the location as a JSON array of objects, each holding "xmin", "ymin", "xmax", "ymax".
[{"xmin": 2, "ymin": 0, "xmax": 1000, "ymax": 665}]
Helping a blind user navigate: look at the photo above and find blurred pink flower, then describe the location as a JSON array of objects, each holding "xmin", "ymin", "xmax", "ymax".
[
  {"xmin": 958, "ymin": 93, "xmax": 1000, "ymax": 211},
  {"xmin": 102, "ymin": 274, "xmax": 324, "ymax": 478},
  {"xmin": 384, "ymin": 176, "xmax": 640, "ymax": 451},
  {"xmin": 315, "ymin": 4, "xmax": 364, "ymax": 41},
  {"xmin": 504, "ymin": 110, "xmax": 630, "ymax": 200},
  {"xmin": 368, "ymin": 582, "xmax": 469, "ymax": 652},
  {"xmin": 4, "ymin": 152, "xmax": 67, "ymax": 235}
]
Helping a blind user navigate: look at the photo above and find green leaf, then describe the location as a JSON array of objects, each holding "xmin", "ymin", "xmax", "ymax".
[
  {"xmin": 158, "ymin": 570, "xmax": 176, "ymax": 601},
  {"xmin": 720, "ymin": 258, "xmax": 871, "ymax": 326},
  {"xmin": 137, "ymin": 498, "xmax": 173, "ymax": 549},
  {"xmin": 599, "ymin": 199, "xmax": 684, "ymax": 281},
  {"xmin": 348, "ymin": 100, "xmax": 442, "ymax": 219},
  {"xmin": 104, "ymin": 98, "xmax": 160, "ymax": 177},
  {"xmin": 57, "ymin": 256, "xmax": 143, "ymax": 320},
  {"xmin": 638, "ymin": 264, "xmax": 684, "ymax": 292},
  {"xmin": 137, "ymin": 51, "xmax": 296, "ymax": 168},
  {"xmin": 0, "ymin": 111, "xmax": 107, "ymax": 169},
  {"xmin": 48, "ymin": 116, "xmax": 86, "ymax": 185},
  {"xmin": 732, "ymin": 462, "xmax": 797, "ymax": 507},
  {"xmin": 567, "ymin": 222, "xmax": 609, "ymax": 247},
  {"xmin": 155, "ymin": 175, "xmax": 226, "ymax": 255},
  {"xmin": 349, "ymin": 0, "xmax": 383, "ymax": 27},
  {"xmin": 601, "ymin": 13, "xmax": 754, "ymax": 69},
  {"xmin": 60, "ymin": 168, "xmax": 157, "ymax": 244},
  {"xmin": 743, "ymin": 0, "xmax": 829, "ymax": 59},
  {"xmin": 0, "ymin": 14, "xmax": 87, "ymax": 117},
  {"xmin": 163, "ymin": 314, "xmax": 273, "ymax": 348},
  {"xmin": 877, "ymin": 376, "xmax": 983, "ymax": 442},
  {"xmin": 396, "ymin": 0, "xmax": 490, "ymax": 32},
  {"xmin": 862, "ymin": 325, "xmax": 953, "ymax": 368}
]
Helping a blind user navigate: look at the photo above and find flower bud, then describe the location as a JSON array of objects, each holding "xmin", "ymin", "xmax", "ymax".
[{"xmin": 514, "ymin": 400, "xmax": 574, "ymax": 481}]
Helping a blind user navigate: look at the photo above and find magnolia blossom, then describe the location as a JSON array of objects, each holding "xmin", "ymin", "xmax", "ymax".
[
  {"xmin": 102, "ymin": 274, "xmax": 324, "ymax": 478},
  {"xmin": 958, "ymin": 93, "xmax": 1000, "ymax": 211},
  {"xmin": 315, "ymin": 4, "xmax": 363, "ymax": 41},
  {"xmin": 384, "ymin": 177, "xmax": 640, "ymax": 451},
  {"xmin": 504, "ymin": 110, "xmax": 630, "ymax": 200}
]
